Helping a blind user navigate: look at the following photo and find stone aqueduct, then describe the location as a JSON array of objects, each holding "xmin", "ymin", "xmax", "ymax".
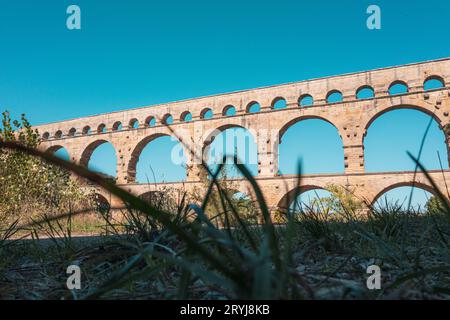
[{"xmin": 36, "ymin": 58, "xmax": 450, "ymax": 211}]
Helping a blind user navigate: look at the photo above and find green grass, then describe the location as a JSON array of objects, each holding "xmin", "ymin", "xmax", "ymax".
[{"xmin": 0, "ymin": 142, "xmax": 449, "ymax": 300}]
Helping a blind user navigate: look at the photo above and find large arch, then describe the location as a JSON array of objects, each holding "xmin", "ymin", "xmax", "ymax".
[
  {"xmin": 279, "ymin": 115, "xmax": 342, "ymax": 142},
  {"xmin": 138, "ymin": 190, "xmax": 178, "ymax": 211},
  {"xmin": 363, "ymin": 104, "xmax": 445, "ymax": 134},
  {"xmin": 278, "ymin": 116, "xmax": 344, "ymax": 174},
  {"xmin": 370, "ymin": 181, "xmax": 437, "ymax": 207},
  {"xmin": 128, "ymin": 133, "xmax": 187, "ymax": 183},
  {"xmin": 202, "ymin": 124, "xmax": 258, "ymax": 178},
  {"xmin": 46, "ymin": 145, "xmax": 71, "ymax": 161},
  {"xmin": 277, "ymin": 185, "xmax": 326, "ymax": 212},
  {"xmin": 80, "ymin": 139, "xmax": 117, "ymax": 178},
  {"xmin": 91, "ymin": 193, "xmax": 111, "ymax": 213},
  {"xmin": 46, "ymin": 145, "xmax": 65, "ymax": 154},
  {"xmin": 363, "ymin": 105, "xmax": 449, "ymax": 171}
]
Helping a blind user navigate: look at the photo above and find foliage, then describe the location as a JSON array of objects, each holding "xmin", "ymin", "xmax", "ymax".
[
  {"xmin": 0, "ymin": 111, "xmax": 88, "ymax": 226},
  {"xmin": 193, "ymin": 164, "xmax": 259, "ymax": 226},
  {"xmin": 426, "ymin": 195, "xmax": 445, "ymax": 215}
]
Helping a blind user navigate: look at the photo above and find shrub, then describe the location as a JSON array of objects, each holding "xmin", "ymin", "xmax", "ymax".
[{"xmin": 0, "ymin": 111, "xmax": 88, "ymax": 227}]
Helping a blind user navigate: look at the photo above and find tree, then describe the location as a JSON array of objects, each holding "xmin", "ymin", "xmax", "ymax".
[
  {"xmin": 0, "ymin": 111, "xmax": 87, "ymax": 226},
  {"xmin": 426, "ymin": 196, "xmax": 444, "ymax": 215}
]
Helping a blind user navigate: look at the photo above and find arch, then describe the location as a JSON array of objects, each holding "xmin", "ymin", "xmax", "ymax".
[
  {"xmin": 80, "ymin": 139, "xmax": 117, "ymax": 178},
  {"xmin": 54, "ymin": 130, "xmax": 63, "ymax": 139},
  {"xmin": 279, "ymin": 115, "xmax": 341, "ymax": 142},
  {"xmin": 97, "ymin": 123, "xmax": 107, "ymax": 134},
  {"xmin": 246, "ymin": 101, "xmax": 261, "ymax": 113},
  {"xmin": 363, "ymin": 104, "xmax": 444, "ymax": 134},
  {"xmin": 298, "ymin": 94, "xmax": 314, "ymax": 107},
  {"xmin": 112, "ymin": 121, "xmax": 122, "ymax": 131},
  {"xmin": 162, "ymin": 113, "xmax": 173, "ymax": 125},
  {"xmin": 277, "ymin": 185, "xmax": 325, "ymax": 212},
  {"xmin": 200, "ymin": 108, "xmax": 213, "ymax": 119},
  {"xmin": 388, "ymin": 80, "xmax": 409, "ymax": 95},
  {"xmin": 46, "ymin": 145, "xmax": 65, "ymax": 154},
  {"xmin": 129, "ymin": 118, "xmax": 139, "ymax": 129},
  {"xmin": 139, "ymin": 191, "xmax": 177, "ymax": 211},
  {"xmin": 46, "ymin": 145, "xmax": 70, "ymax": 161},
  {"xmin": 42, "ymin": 132, "xmax": 50, "ymax": 140},
  {"xmin": 371, "ymin": 182, "xmax": 437, "ymax": 207},
  {"xmin": 279, "ymin": 117, "xmax": 344, "ymax": 174},
  {"xmin": 222, "ymin": 105, "xmax": 236, "ymax": 116},
  {"xmin": 180, "ymin": 111, "xmax": 192, "ymax": 122},
  {"xmin": 139, "ymin": 191, "xmax": 164, "ymax": 203},
  {"xmin": 272, "ymin": 97, "xmax": 287, "ymax": 110},
  {"xmin": 80, "ymin": 139, "xmax": 112, "ymax": 167},
  {"xmin": 68, "ymin": 128, "xmax": 76, "ymax": 137},
  {"xmin": 203, "ymin": 124, "xmax": 247, "ymax": 149},
  {"xmin": 423, "ymin": 75, "xmax": 445, "ymax": 91},
  {"xmin": 356, "ymin": 85, "xmax": 375, "ymax": 100},
  {"xmin": 203, "ymin": 124, "xmax": 258, "ymax": 178},
  {"xmin": 326, "ymin": 90, "xmax": 343, "ymax": 103},
  {"xmin": 91, "ymin": 193, "xmax": 111, "ymax": 213},
  {"xmin": 363, "ymin": 106, "xmax": 448, "ymax": 172},
  {"xmin": 128, "ymin": 133, "xmax": 187, "ymax": 183},
  {"xmin": 145, "ymin": 116, "xmax": 156, "ymax": 127},
  {"xmin": 82, "ymin": 126, "xmax": 91, "ymax": 135}
]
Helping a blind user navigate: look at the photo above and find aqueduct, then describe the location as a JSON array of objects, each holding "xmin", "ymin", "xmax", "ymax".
[{"xmin": 35, "ymin": 58, "xmax": 450, "ymax": 211}]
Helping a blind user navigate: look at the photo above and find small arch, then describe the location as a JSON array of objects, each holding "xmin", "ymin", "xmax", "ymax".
[
  {"xmin": 54, "ymin": 130, "xmax": 63, "ymax": 139},
  {"xmin": 388, "ymin": 80, "xmax": 409, "ymax": 95},
  {"xmin": 162, "ymin": 114, "xmax": 173, "ymax": 125},
  {"xmin": 68, "ymin": 128, "xmax": 76, "ymax": 137},
  {"xmin": 326, "ymin": 90, "xmax": 343, "ymax": 104},
  {"xmin": 82, "ymin": 126, "xmax": 91, "ymax": 135},
  {"xmin": 423, "ymin": 75, "xmax": 445, "ymax": 91},
  {"xmin": 200, "ymin": 108, "xmax": 213, "ymax": 119},
  {"xmin": 112, "ymin": 121, "xmax": 123, "ymax": 131},
  {"xmin": 129, "ymin": 118, "xmax": 139, "ymax": 129},
  {"xmin": 223, "ymin": 105, "xmax": 236, "ymax": 116},
  {"xmin": 42, "ymin": 132, "xmax": 50, "ymax": 140},
  {"xmin": 180, "ymin": 111, "xmax": 192, "ymax": 122},
  {"xmin": 145, "ymin": 116, "xmax": 156, "ymax": 127},
  {"xmin": 272, "ymin": 97, "xmax": 287, "ymax": 110},
  {"xmin": 298, "ymin": 94, "xmax": 313, "ymax": 107},
  {"xmin": 97, "ymin": 123, "xmax": 107, "ymax": 134},
  {"xmin": 246, "ymin": 101, "xmax": 261, "ymax": 113},
  {"xmin": 356, "ymin": 86, "xmax": 375, "ymax": 100}
]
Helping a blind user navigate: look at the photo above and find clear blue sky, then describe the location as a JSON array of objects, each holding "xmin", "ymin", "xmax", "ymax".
[{"xmin": 1, "ymin": 0, "xmax": 449, "ymax": 208}]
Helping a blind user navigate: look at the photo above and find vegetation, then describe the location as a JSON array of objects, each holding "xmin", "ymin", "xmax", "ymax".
[
  {"xmin": 0, "ymin": 115, "xmax": 448, "ymax": 299},
  {"xmin": 0, "ymin": 111, "xmax": 102, "ymax": 231}
]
